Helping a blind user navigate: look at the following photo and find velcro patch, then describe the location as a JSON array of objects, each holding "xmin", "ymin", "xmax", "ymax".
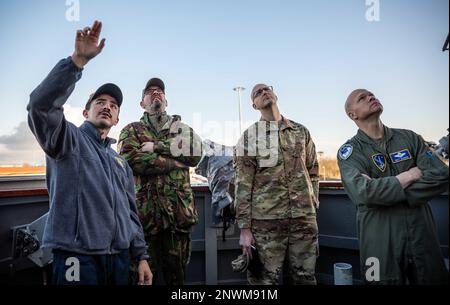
[
  {"xmin": 372, "ymin": 153, "xmax": 387, "ymax": 172},
  {"xmin": 339, "ymin": 144, "xmax": 353, "ymax": 160},
  {"xmin": 389, "ymin": 149, "xmax": 412, "ymax": 163}
]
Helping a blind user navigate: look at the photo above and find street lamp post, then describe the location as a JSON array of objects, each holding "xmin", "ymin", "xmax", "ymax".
[
  {"xmin": 317, "ymin": 151, "xmax": 324, "ymax": 180},
  {"xmin": 233, "ymin": 86, "xmax": 245, "ymax": 135}
]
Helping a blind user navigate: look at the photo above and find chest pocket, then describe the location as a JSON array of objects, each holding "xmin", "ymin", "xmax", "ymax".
[
  {"xmin": 254, "ymin": 131, "xmax": 281, "ymax": 169},
  {"xmin": 256, "ymin": 147, "xmax": 281, "ymax": 169},
  {"xmin": 280, "ymin": 130, "xmax": 305, "ymax": 172},
  {"xmin": 292, "ymin": 138, "xmax": 306, "ymax": 171}
]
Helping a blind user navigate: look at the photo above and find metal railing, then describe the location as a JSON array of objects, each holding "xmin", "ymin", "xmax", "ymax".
[{"xmin": 0, "ymin": 178, "xmax": 448, "ymax": 285}]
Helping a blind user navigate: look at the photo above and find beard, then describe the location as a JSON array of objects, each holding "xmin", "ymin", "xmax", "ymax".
[
  {"xmin": 152, "ymin": 101, "xmax": 162, "ymax": 111},
  {"xmin": 260, "ymin": 97, "xmax": 275, "ymax": 109},
  {"xmin": 145, "ymin": 98, "xmax": 166, "ymax": 113}
]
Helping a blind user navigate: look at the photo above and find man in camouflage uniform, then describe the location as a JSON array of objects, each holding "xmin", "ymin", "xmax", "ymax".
[
  {"xmin": 118, "ymin": 78, "xmax": 202, "ymax": 285},
  {"xmin": 338, "ymin": 89, "xmax": 449, "ymax": 284},
  {"xmin": 234, "ymin": 84, "xmax": 320, "ymax": 285}
]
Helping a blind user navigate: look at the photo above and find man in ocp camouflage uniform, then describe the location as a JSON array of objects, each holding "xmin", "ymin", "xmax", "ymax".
[
  {"xmin": 118, "ymin": 78, "xmax": 202, "ymax": 285},
  {"xmin": 234, "ymin": 84, "xmax": 320, "ymax": 285},
  {"xmin": 338, "ymin": 89, "xmax": 449, "ymax": 285}
]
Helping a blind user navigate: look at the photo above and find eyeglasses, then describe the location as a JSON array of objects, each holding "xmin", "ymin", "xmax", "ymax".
[
  {"xmin": 144, "ymin": 88, "xmax": 164, "ymax": 95},
  {"xmin": 252, "ymin": 86, "xmax": 273, "ymax": 99}
]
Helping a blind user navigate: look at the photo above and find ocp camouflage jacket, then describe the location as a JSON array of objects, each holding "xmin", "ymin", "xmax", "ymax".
[{"xmin": 233, "ymin": 117, "xmax": 320, "ymax": 229}]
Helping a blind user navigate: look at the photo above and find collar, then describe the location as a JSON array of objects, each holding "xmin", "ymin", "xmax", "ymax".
[
  {"xmin": 141, "ymin": 111, "xmax": 173, "ymax": 131},
  {"xmin": 279, "ymin": 116, "xmax": 294, "ymax": 131},
  {"xmin": 355, "ymin": 125, "xmax": 393, "ymax": 144},
  {"xmin": 259, "ymin": 115, "xmax": 293, "ymax": 132},
  {"xmin": 80, "ymin": 121, "xmax": 116, "ymax": 147}
]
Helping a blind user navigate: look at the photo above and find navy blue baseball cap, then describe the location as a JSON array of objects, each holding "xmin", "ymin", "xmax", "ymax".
[{"xmin": 85, "ymin": 83, "xmax": 123, "ymax": 109}]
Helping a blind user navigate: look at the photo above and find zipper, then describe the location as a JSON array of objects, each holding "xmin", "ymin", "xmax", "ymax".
[
  {"xmin": 386, "ymin": 140, "xmax": 414, "ymax": 261},
  {"xmin": 106, "ymin": 148, "xmax": 118, "ymax": 254},
  {"xmin": 280, "ymin": 130, "xmax": 293, "ymax": 218},
  {"xmin": 74, "ymin": 151, "xmax": 82, "ymax": 243}
]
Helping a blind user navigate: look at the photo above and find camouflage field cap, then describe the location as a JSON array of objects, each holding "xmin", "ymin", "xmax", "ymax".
[{"xmin": 231, "ymin": 253, "xmax": 249, "ymax": 273}]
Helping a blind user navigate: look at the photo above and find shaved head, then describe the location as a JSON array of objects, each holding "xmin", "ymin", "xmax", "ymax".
[
  {"xmin": 345, "ymin": 89, "xmax": 366, "ymax": 115},
  {"xmin": 344, "ymin": 88, "xmax": 383, "ymax": 123},
  {"xmin": 251, "ymin": 83, "xmax": 268, "ymax": 101}
]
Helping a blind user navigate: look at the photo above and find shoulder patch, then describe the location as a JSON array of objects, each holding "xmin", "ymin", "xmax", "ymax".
[{"xmin": 339, "ymin": 144, "xmax": 353, "ymax": 160}]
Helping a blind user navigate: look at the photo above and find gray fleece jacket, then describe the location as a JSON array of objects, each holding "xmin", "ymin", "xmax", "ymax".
[{"xmin": 27, "ymin": 57, "xmax": 148, "ymax": 260}]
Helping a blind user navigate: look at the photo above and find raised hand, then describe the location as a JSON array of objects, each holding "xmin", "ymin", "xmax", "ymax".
[{"xmin": 71, "ymin": 20, "xmax": 106, "ymax": 68}]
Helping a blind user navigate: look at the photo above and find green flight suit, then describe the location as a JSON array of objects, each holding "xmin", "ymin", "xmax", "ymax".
[{"xmin": 337, "ymin": 126, "xmax": 449, "ymax": 285}]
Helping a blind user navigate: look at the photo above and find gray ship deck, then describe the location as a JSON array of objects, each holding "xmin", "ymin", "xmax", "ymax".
[{"xmin": 0, "ymin": 177, "xmax": 448, "ymax": 285}]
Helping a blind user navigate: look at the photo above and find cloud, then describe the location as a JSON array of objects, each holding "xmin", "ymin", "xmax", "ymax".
[
  {"xmin": 0, "ymin": 105, "xmax": 86, "ymax": 165},
  {"xmin": 0, "ymin": 121, "xmax": 44, "ymax": 165},
  {"xmin": 63, "ymin": 104, "xmax": 85, "ymax": 127}
]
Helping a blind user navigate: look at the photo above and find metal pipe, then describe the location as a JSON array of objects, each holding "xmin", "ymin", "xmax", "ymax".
[{"xmin": 233, "ymin": 87, "xmax": 245, "ymax": 135}]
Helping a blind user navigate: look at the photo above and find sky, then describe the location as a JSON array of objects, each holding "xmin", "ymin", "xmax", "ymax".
[{"xmin": 0, "ymin": 0, "xmax": 448, "ymax": 165}]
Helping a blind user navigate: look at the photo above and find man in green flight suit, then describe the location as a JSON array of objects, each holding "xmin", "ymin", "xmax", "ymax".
[
  {"xmin": 338, "ymin": 88, "xmax": 449, "ymax": 285},
  {"xmin": 118, "ymin": 78, "xmax": 202, "ymax": 285}
]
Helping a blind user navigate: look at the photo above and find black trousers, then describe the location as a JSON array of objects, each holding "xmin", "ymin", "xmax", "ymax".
[{"xmin": 52, "ymin": 249, "xmax": 130, "ymax": 285}]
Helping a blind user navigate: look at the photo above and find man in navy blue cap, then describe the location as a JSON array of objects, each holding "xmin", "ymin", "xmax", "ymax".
[{"xmin": 27, "ymin": 21, "xmax": 152, "ymax": 285}]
